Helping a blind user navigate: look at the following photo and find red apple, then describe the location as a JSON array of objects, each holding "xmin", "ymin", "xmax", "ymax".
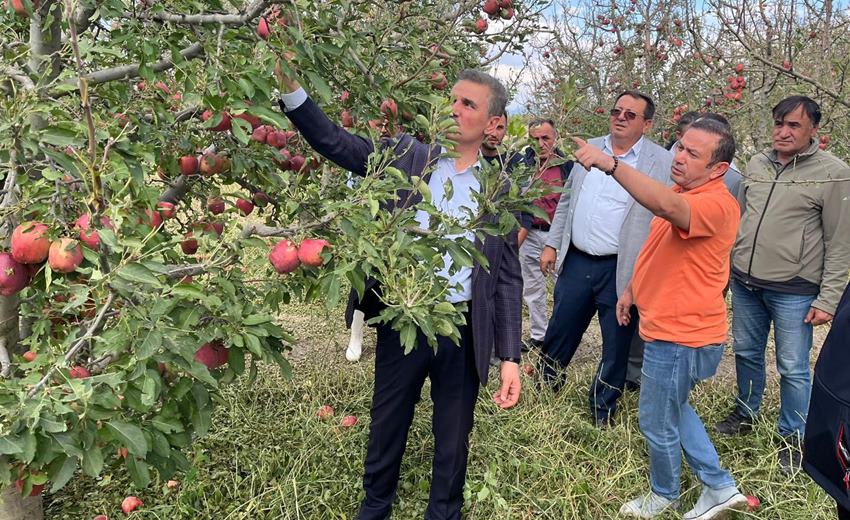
[
  {"xmin": 499, "ymin": 7, "xmax": 514, "ymax": 19},
  {"xmin": 269, "ymin": 240, "xmax": 300, "ymax": 274},
  {"xmin": 94, "ymin": 515, "xmax": 109, "ymax": 520},
  {"xmin": 48, "ymin": 238, "xmax": 83, "ymax": 273},
  {"xmin": 0, "ymin": 252, "xmax": 30, "ymax": 296},
  {"xmin": 746, "ymin": 495, "xmax": 760, "ymax": 511},
  {"xmin": 199, "ymin": 152, "xmax": 228, "ymax": 176},
  {"xmin": 252, "ymin": 192, "xmax": 270, "ymax": 207},
  {"xmin": 316, "ymin": 405, "xmax": 334, "ymax": 420},
  {"xmin": 206, "ymin": 197, "xmax": 225, "ymax": 215},
  {"xmin": 251, "ymin": 125, "xmax": 271, "ymax": 143},
  {"xmin": 521, "ymin": 364, "xmax": 534, "ymax": 376},
  {"xmin": 14, "ymin": 479, "xmax": 44, "ymax": 497},
  {"xmin": 121, "ymin": 496, "xmax": 143, "ymax": 515},
  {"xmin": 340, "ymin": 415, "xmax": 358, "ymax": 428},
  {"xmin": 735, "ymin": 62, "xmax": 744, "ymax": 73},
  {"xmin": 11, "ymin": 221, "xmax": 51, "ymax": 264},
  {"xmin": 203, "ymin": 221, "xmax": 224, "ymax": 236},
  {"xmin": 12, "ymin": 0, "xmax": 32, "ymax": 16},
  {"xmin": 69, "ymin": 365, "xmax": 90, "ymax": 378},
  {"xmin": 235, "ymin": 198, "xmax": 254, "ymax": 216},
  {"xmin": 297, "ymin": 238, "xmax": 330, "ymax": 267},
  {"xmin": 782, "ymin": 60, "xmax": 792, "ymax": 70},
  {"xmin": 380, "ymin": 99, "xmax": 398, "ymax": 119},
  {"xmin": 341, "ymin": 110, "xmax": 354, "ymax": 128},
  {"xmin": 257, "ymin": 17, "xmax": 271, "ymax": 40},
  {"xmin": 179, "ymin": 155, "xmax": 199, "ymax": 175},
  {"xmin": 22, "ymin": 351, "xmax": 36, "ymax": 362},
  {"xmin": 429, "ymin": 72, "xmax": 448, "ymax": 90},
  {"xmin": 483, "ymin": 0, "xmax": 499, "ymax": 16},
  {"xmin": 143, "ymin": 208, "xmax": 163, "ymax": 229},
  {"xmin": 194, "ymin": 341, "xmax": 228, "ymax": 369},
  {"xmin": 340, "ymin": 90, "xmax": 350, "ymax": 103},
  {"xmin": 180, "ymin": 233, "xmax": 198, "ymax": 255},
  {"xmin": 266, "ymin": 130, "xmax": 288, "ymax": 149},
  {"xmin": 201, "ymin": 110, "xmax": 231, "ymax": 131},
  {"xmin": 473, "ymin": 18, "xmax": 488, "ymax": 34},
  {"xmin": 289, "ymin": 154, "xmax": 306, "ymax": 173},
  {"xmin": 233, "ymin": 111, "xmax": 262, "ymax": 129},
  {"xmin": 157, "ymin": 201, "xmax": 176, "ymax": 219},
  {"xmin": 274, "ymin": 149, "xmax": 292, "ymax": 170},
  {"xmin": 75, "ymin": 213, "xmax": 115, "ymax": 249}
]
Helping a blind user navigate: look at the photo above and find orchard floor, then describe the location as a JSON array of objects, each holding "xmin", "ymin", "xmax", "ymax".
[{"xmin": 46, "ymin": 299, "xmax": 835, "ymax": 519}]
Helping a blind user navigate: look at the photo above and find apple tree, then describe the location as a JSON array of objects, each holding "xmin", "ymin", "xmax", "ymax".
[
  {"xmin": 0, "ymin": 0, "xmax": 544, "ymax": 517},
  {"xmin": 527, "ymin": 0, "xmax": 850, "ymax": 159}
]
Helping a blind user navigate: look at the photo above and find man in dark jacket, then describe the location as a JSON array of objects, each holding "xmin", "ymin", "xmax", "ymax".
[
  {"xmin": 275, "ymin": 62, "xmax": 522, "ymax": 520},
  {"xmin": 519, "ymin": 119, "xmax": 572, "ymax": 350},
  {"xmin": 804, "ymin": 282, "xmax": 850, "ymax": 519}
]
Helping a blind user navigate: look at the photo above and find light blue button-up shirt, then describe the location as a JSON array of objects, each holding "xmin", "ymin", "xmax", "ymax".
[
  {"xmin": 280, "ymin": 89, "xmax": 480, "ymax": 302},
  {"xmin": 571, "ymin": 135, "xmax": 644, "ymax": 255},
  {"xmin": 414, "ymin": 156, "xmax": 480, "ymax": 303}
]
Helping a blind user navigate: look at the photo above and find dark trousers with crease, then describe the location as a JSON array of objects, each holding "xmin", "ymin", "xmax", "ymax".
[
  {"xmin": 539, "ymin": 245, "xmax": 637, "ymax": 420},
  {"xmin": 357, "ymin": 314, "xmax": 479, "ymax": 520}
]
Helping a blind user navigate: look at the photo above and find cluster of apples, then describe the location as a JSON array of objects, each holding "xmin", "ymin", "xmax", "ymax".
[
  {"xmin": 477, "ymin": 0, "xmax": 514, "ymax": 33},
  {"xmin": 268, "ymin": 238, "xmax": 330, "ymax": 274},
  {"xmin": 0, "ymin": 222, "xmax": 87, "ymax": 296},
  {"xmin": 256, "ymin": 5, "xmax": 289, "ymax": 40},
  {"xmin": 315, "ymin": 405, "xmax": 358, "ymax": 428}
]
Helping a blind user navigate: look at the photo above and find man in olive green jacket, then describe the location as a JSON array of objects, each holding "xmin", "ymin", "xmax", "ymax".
[{"xmin": 715, "ymin": 95, "xmax": 850, "ymax": 474}]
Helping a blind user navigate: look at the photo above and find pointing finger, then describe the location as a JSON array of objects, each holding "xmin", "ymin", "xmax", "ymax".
[{"xmin": 571, "ymin": 136, "xmax": 588, "ymax": 148}]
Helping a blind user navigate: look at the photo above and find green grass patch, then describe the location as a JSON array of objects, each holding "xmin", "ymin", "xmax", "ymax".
[{"xmin": 45, "ymin": 302, "xmax": 834, "ymax": 519}]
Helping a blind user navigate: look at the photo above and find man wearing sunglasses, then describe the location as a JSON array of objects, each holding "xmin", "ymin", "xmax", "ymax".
[{"xmin": 538, "ymin": 91, "xmax": 672, "ymax": 427}]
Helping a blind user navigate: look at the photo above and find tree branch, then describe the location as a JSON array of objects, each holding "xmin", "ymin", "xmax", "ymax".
[
  {"xmin": 239, "ymin": 211, "xmax": 338, "ymax": 239},
  {"xmin": 59, "ymin": 42, "xmax": 205, "ymax": 91},
  {"xmin": 26, "ymin": 292, "xmax": 115, "ymax": 399},
  {"xmin": 120, "ymin": 0, "xmax": 274, "ymax": 25}
]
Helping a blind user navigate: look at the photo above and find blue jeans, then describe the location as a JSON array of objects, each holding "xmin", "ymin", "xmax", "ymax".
[
  {"xmin": 730, "ymin": 279, "xmax": 815, "ymax": 437},
  {"xmin": 640, "ymin": 341, "xmax": 736, "ymax": 500}
]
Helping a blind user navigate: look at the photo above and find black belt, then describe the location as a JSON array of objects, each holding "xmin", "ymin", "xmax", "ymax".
[
  {"xmin": 530, "ymin": 223, "xmax": 550, "ymax": 231},
  {"xmin": 569, "ymin": 243, "xmax": 617, "ymax": 261}
]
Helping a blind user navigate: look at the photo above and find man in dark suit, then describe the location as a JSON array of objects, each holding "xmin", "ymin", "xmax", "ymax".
[{"xmin": 274, "ymin": 63, "xmax": 522, "ymax": 520}]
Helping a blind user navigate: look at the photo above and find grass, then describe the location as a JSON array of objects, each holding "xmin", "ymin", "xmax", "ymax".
[{"xmin": 44, "ymin": 300, "xmax": 835, "ymax": 519}]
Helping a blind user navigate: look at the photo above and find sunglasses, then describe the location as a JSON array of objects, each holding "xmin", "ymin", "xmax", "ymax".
[{"xmin": 609, "ymin": 108, "xmax": 645, "ymax": 121}]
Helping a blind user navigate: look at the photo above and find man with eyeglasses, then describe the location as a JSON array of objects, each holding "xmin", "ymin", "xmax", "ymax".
[
  {"xmin": 715, "ymin": 95, "xmax": 850, "ymax": 474},
  {"xmin": 538, "ymin": 91, "xmax": 672, "ymax": 427}
]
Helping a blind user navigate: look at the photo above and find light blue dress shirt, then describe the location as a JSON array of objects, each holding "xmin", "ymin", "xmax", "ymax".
[
  {"xmin": 571, "ymin": 135, "xmax": 644, "ymax": 255},
  {"xmin": 414, "ymin": 156, "xmax": 480, "ymax": 303}
]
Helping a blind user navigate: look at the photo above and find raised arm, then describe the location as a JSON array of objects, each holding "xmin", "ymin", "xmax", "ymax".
[{"xmin": 275, "ymin": 60, "xmax": 375, "ymax": 176}]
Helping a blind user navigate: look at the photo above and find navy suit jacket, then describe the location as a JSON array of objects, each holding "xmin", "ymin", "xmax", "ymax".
[{"xmin": 281, "ymin": 97, "xmax": 522, "ymax": 385}]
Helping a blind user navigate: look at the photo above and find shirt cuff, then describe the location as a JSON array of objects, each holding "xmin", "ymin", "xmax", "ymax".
[{"xmin": 280, "ymin": 88, "xmax": 308, "ymax": 112}]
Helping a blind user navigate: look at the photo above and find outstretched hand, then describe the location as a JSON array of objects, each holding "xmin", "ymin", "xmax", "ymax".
[
  {"xmin": 571, "ymin": 136, "xmax": 615, "ymax": 174},
  {"xmin": 274, "ymin": 54, "xmax": 301, "ymax": 93}
]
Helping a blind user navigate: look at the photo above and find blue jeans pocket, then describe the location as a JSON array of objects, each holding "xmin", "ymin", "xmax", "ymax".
[{"xmin": 692, "ymin": 344, "xmax": 724, "ymax": 383}]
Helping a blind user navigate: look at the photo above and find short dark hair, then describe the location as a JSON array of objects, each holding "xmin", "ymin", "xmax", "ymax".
[
  {"xmin": 528, "ymin": 118, "xmax": 556, "ymax": 134},
  {"xmin": 457, "ymin": 69, "xmax": 508, "ymax": 118},
  {"xmin": 677, "ymin": 111, "xmax": 701, "ymax": 133},
  {"xmin": 685, "ymin": 118, "xmax": 736, "ymax": 165},
  {"xmin": 697, "ymin": 112, "xmax": 730, "ymax": 128},
  {"xmin": 615, "ymin": 90, "xmax": 655, "ymax": 120},
  {"xmin": 773, "ymin": 95, "xmax": 821, "ymax": 126}
]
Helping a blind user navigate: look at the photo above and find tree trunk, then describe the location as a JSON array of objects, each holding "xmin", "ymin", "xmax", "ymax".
[{"xmin": 0, "ymin": 487, "xmax": 43, "ymax": 520}]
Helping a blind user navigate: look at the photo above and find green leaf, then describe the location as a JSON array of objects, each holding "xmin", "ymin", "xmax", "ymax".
[
  {"xmin": 0, "ymin": 436, "xmax": 22, "ymax": 455},
  {"xmin": 48, "ymin": 456, "xmax": 77, "ymax": 493},
  {"xmin": 242, "ymin": 314, "xmax": 272, "ymax": 326},
  {"xmin": 150, "ymin": 415, "xmax": 184, "ymax": 434},
  {"xmin": 127, "ymin": 457, "xmax": 151, "ymax": 488},
  {"xmin": 116, "ymin": 263, "xmax": 162, "ymax": 287},
  {"xmin": 41, "ymin": 126, "xmax": 81, "ymax": 147},
  {"xmin": 250, "ymin": 106, "xmax": 289, "ymax": 128},
  {"xmin": 106, "ymin": 421, "xmax": 148, "ymax": 457},
  {"xmin": 81, "ymin": 445, "xmax": 104, "ymax": 477},
  {"xmin": 400, "ymin": 322, "xmax": 417, "ymax": 353},
  {"xmin": 303, "ymin": 70, "xmax": 332, "ymax": 102},
  {"xmin": 136, "ymin": 330, "xmax": 163, "ymax": 360},
  {"xmin": 230, "ymin": 117, "xmax": 251, "ymax": 145}
]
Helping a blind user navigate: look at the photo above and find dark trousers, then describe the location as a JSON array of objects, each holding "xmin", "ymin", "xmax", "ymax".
[
  {"xmin": 539, "ymin": 245, "xmax": 638, "ymax": 420},
  {"xmin": 357, "ymin": 317, "xmax": 480, "ymax": 520}
]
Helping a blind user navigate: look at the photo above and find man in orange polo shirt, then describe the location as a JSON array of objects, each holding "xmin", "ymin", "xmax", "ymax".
[{"xmin": 571, "ymin": 118, "xmax": 748, "ymax": 519}]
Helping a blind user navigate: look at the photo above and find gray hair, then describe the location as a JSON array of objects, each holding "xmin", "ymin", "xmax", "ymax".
[
  {"xmin": 687, "ymin": 118, "xmax": 736, "ymax": 165},
  {"xmin": 457, "ymin": 69, "xmax": 508, "ymax": 118}
]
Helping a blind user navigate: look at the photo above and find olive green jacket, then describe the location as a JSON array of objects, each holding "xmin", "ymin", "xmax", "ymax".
[{"xmin": 732, "ymin": 140, "xmax": 850, "ymax": 315}]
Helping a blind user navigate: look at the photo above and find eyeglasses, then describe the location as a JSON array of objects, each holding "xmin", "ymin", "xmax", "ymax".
[{"xmin": 610, "ymin": 108, "xmax": 645, "ymax": 121}]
